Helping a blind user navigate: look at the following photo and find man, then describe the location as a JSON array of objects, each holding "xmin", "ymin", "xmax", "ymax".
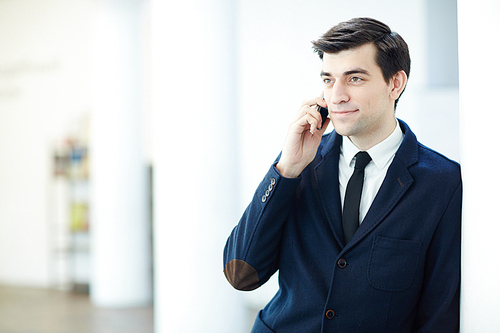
[{"xmin": 223, "ymin": 17, "xmax": 461, "ymax": 332}]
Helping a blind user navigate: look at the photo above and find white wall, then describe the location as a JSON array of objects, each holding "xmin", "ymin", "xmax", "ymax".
[
  {"xmin": 89, "ymin": 0, "xmax": 152, "ymax": 307},
  {"xmin": 0, "ymin": 0, "xmax": 95, "ymax": 287},
  {"xmin": 458, "ymin": 0, "xmax": 500, "ymax": 331},
  {"xmin": 150, "ymin": 0, "xmax": 246, "ymax": 331}
]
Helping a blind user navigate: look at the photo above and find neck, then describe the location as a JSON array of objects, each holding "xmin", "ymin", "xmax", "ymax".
[{"xmin": 348, "ymin": 118, "xmax": 397, "ymax": 151}]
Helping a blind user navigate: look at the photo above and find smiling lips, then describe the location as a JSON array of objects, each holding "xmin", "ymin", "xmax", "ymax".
[{"xmin": 332, "ymin": 109, "xmax": 359, "ymax": 116}]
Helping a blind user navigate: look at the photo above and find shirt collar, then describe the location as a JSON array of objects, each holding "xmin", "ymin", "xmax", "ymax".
[{"xmin": 341, "ymin": 120, "xmax": 404, "ymax": 170}]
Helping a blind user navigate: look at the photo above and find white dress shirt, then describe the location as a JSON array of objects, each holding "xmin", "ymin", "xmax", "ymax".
[{"xmin": 339, "ymin": 121, "xmax": 404, "ymax": 224}]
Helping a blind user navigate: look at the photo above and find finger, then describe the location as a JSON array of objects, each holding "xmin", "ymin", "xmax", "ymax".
[
  {"xmin": 305, "ymin": 104, "xmax": 323, "ymax": 128},
  {"xmin": 294, "ymin": 112, "xmax": 321, "ymax": 135},
  {"xmin": 292, "ymin": 95, "xmax": 327, "ymax": 127},
  {"xmin": 317, "ymin": 117, "xmax": 331, "ymax": 135},
  {"xmin": 295, "ymin": 106, "xmax": 322, "ymax": 132},
  {"xmin": 292, "ymin": 103, "xmax": 317, "ymax": 124},
  {"xmin": 301, "ymin": 96, "xmax": 327, "ymax": 109}
]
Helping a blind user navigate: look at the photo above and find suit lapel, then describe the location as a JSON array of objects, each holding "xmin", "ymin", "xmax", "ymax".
[{"xmin": 314, "ymin": 133, "xmax": 345, "ymax": 247}]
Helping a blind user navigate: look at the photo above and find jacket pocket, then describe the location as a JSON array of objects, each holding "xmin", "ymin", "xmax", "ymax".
[{"xmin": 368, "ymin": 235, "xmax": 421, "ymax": 292}]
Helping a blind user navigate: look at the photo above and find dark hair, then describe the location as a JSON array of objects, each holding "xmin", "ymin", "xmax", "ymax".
[{"xmin": 312, "ymin": 17, "xmax": 410, "ymax": 108}]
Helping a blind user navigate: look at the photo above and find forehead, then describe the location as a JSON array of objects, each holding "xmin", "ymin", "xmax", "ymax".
[{"xmin": 321, "ymin": 43, "xmax": 381, "ymax": 76}]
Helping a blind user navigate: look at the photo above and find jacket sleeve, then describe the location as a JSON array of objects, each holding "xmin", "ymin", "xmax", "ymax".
[
  {"xmin": 414, "ymin": 180, "xmax": 462, "ymax": 332},
  {"xmin": 223, "ymin": 164, "xmax": 301, "ymax": 291}
]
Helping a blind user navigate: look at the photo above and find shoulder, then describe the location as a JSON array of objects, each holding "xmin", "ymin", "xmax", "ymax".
[
  {"xmin": 407, "ymin": 140, "xmax": 461, "ymax": 188},
  {"xmin": 396, "ymin": 119, "xmax": 461, "ymax": 185},
  {"xmin": 418, "ymin": 142, "xmax": 460, "ymax": 173},
  {"xmin": 416, "ymin": 142, "xmax": 462, "ymax": 186}
]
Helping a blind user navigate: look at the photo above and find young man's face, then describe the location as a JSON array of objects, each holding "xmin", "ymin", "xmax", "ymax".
[{"xmin": 321, "ymin": 43, "xmax": 400, "ymax": 149}]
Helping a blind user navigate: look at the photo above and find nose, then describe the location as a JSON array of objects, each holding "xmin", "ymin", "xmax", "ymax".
[{"xmin": 329, "ymin": 81, "xmax": 350, "ymax": 105}]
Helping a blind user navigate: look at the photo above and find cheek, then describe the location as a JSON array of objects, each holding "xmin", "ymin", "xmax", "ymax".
[{"xmin": 361, "ymin": 90, "xmax": 388, "ymax": 111}]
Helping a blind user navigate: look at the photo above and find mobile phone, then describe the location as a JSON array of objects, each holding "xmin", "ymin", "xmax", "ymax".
[{"xmin": 316, "ymin": 104, "xmax": 329, "ymax": 129}]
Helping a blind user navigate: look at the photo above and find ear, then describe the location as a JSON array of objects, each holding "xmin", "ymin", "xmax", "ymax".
[{"xmin": 389, "ymin": 70, "xmax": 408, "ymax": 101}]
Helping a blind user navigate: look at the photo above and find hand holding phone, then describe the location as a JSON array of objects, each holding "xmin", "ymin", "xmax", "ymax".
[{"xmin": 276, "ymin": 95, "xmax": 329, "ymax": 178}]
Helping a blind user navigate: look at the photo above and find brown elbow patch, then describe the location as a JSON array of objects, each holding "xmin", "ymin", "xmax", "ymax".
[{"xmin": 224, "ymin": 259, "xmax": 260, "ymax": 291}]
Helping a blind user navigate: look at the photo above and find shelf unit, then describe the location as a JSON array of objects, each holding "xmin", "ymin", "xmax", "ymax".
[{"xmin": 51, "ymin": 138, "xmax": 90, "ymax": 293}]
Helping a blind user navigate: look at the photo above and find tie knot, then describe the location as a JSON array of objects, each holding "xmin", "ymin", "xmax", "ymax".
[{"xmin": 354, "ymin": 151, "xmax": 371, "ymax": 170}]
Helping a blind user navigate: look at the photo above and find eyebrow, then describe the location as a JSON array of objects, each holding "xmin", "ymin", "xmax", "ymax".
[{"xmin": 320, "ymin": 68, "xmax": 371, "ymax": 77}]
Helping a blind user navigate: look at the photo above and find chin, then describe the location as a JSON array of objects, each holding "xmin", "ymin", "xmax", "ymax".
[{"xmin": 331, "ymin": 122, "xmax": 354, "ymax": 137}]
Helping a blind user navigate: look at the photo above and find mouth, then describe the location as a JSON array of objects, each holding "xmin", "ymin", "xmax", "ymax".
[{"xmin": 331, "ymin": 109, "xmax": 359, "ymax": 117}]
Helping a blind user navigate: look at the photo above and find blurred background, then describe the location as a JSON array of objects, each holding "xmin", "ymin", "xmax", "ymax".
[{"xmin": 0, "ymin": 0, "xmax": 495, "ymax": 332}]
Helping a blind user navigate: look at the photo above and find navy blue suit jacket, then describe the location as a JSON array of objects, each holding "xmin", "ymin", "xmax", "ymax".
[{"xmin": 224, "ymin": 120, "xmax": 462, "ymax": 332}]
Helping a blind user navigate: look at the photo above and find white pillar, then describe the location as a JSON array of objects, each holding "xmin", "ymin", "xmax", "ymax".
[
  {"xmin": 89, "ymin": 0, "xmax": 152, "ymax": 307},
  {"xmin": 458, "ymin": 1, "xmax": 500, "ymax": 331},
  {"xmin": 150, "ymin": 0, "xmax": 246, "ymax": 332}
]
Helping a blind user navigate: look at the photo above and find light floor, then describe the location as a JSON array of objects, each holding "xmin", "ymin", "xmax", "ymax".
[{"xmin": 0, "ymin": 285, "xmax": 153, "ymax": 333}]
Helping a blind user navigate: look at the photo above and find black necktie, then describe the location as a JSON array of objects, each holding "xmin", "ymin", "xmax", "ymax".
[{"xmin": 343, "ymin": 151, "xmax": 372, "ymax": 245}]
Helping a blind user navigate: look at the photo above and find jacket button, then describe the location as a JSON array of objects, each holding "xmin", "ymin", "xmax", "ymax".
[
  {"xmin": 262, "ymin": 195, "xmax": 267, "ymax": 202},
  {"xmin": 337, "ymin": 258, "xmax": 347, "ymax": 268},
  {"xmin": 325, "ymin": 309, "xmax": 335, "ymax": 319}
]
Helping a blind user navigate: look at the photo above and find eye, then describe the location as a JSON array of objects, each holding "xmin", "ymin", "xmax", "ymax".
[
  {"xmin": 323, "ymin": 78, "xmax": 332, "ymax": 84},
  {"xmin": 350, "ymin": 76, "xmax": 363, "ymax": 83}
]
